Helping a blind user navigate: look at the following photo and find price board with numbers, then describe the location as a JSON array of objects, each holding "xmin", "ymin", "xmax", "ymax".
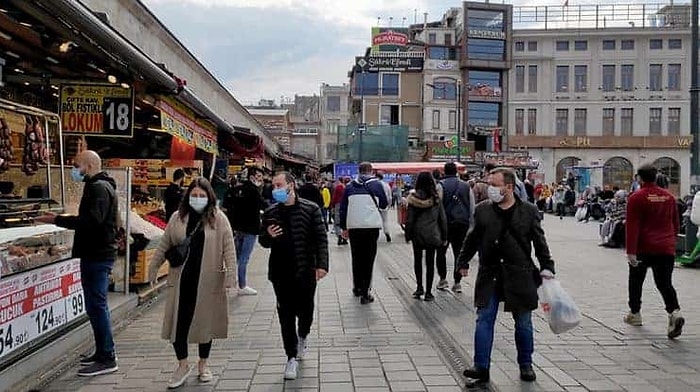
[
  {"xmin": 60, "ymin": 83, "xmax": 134, "ymax": 137},
  {"xmin": 0, "ymin": 258, "xmax": 84, "ymax": 360}
]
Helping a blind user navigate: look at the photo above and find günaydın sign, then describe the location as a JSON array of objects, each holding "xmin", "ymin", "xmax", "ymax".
[{"xmin": 60, "ymin": 84, "xmax": 134, "ymax": 137}]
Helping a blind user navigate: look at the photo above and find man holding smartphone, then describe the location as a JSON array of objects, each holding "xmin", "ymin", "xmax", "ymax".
[{"xmin": 259, "ymin": 172, "xmax": 329, "ymax": 381}]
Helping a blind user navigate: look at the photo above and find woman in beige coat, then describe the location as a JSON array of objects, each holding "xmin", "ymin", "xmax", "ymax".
[{"xmin": 149, "ymin": 177, "xmax": 236, "ymax": 389}]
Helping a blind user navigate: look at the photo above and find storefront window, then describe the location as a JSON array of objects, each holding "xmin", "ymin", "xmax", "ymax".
[
  {"xmin": 556, "ymin": 157, "xmax": 581, "ymax": 183},
  {"xmin": 467, "ymin": 9, "xmax": 504, "ymax": 31},
  {"xmin": 468, "ymin": 102, "xmax": 500, "ymax": 128},
  {"xmin": 469, "ymin": 70, "xmax": 501, "ymax": 90},
  {"xmin": 381, "ymin": 73, "xmax": 399, "ymax": 96},
  {"xmin": 467, "ymin": 39, "xmax": 505, "ymax": 61},
  {"xmin": 354, "ymin": 72, "xmax": 379, "ymax": 96},
  {"xmin": 603, "ymin": 157, "xmax": 634, "ymax": 190},
  {"xmin": 428, "ymin": 47, "xmax": 458, "ymax": 60},
  {"xmin": 433, "ymin": 79, "xmax": 457, "ymax": 100},
  {"xmin": 654, "ymin": 157, "xmax": 681, "ymax": 195}
]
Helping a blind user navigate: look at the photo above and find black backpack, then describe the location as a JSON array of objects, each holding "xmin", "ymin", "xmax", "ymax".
[{"xmin": 441, "ymin": 178, "xmax": 471, "ymax": 226}]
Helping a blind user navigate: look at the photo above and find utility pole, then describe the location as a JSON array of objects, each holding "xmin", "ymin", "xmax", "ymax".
[
  {"xmin": 691, "ymin": 0, "xmax": 700, "ymax": 189},
  {"xmin": 456, "ymin": 82, "xmax": 462, "ymax": 163}
]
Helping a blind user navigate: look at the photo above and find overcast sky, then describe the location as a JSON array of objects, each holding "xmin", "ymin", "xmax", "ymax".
[{"xmin": 142, "ymin": 0, "xmax": 674, "ymax": 105}]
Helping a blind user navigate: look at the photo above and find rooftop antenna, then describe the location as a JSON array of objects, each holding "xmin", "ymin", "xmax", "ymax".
[{"xmin": 389, "ymin": 17, "xmax": 394, "ymax": 27}]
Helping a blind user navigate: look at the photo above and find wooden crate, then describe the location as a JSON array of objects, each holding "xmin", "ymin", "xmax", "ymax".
[{"xmin": 130, "ymin": 248, "xmax": 169, "ymax": 284}]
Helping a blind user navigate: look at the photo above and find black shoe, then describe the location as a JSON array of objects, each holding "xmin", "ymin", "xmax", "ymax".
[
  {"xmin": 463, "ymin": 367, "xmax": 489, "ymax": 381},
  {"xmin": 463, "ymin": 366, "xmax": 489, "ymax": 388},
  {"xmin": 520, "ymin": 366, "xmax": 536, "ymax": 382},
  {"xmin": 412, "ymin": 288, "xmax": 424, "ymax": 299},
  {"xmin": 424, "ymin": 292, "xmax": 434, "ymax": 302},
  {"xmin": 385, "ymin": 234, "xmax": 392, "ymax": 242},
  {"xmin": 79, "ymin": 353, "xmax": 99, "ymax": 367},
  {"xmin": 78, "ymin": 359, "xmax": 118, "ymax": 377},
  {"xmin": 352, "ymin": 288, "xmax": 361, "ymax": 297},
  {"xmin": 360, "ymin": 294, "xmax": 375, "ymax": 305},
  {"xmin": 338, "ymin": 238, "xmax": 344, "ymax": 246}
]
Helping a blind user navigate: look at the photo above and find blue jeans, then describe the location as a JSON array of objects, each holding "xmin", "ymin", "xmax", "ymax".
[
  {"xmin": 234, "ymin": 232, "xmax": 257, "ymax": 288},
  {"xmin": 474, "ymin": 293, "xmax": 533, "ymax": 370},
  {"xmin": 80, "ymin": 259, "xmax": 115, "ymax": 360}
]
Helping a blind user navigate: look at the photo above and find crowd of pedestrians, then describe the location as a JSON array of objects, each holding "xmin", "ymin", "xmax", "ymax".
[{"xmin": 43, "ymin": 152, "xmax": 688, "ymax": 390}]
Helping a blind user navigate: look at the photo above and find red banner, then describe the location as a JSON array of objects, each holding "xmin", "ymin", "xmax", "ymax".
[{"xmin": 170, "ymin": 137, "xmax": 195, "ymax": 166}]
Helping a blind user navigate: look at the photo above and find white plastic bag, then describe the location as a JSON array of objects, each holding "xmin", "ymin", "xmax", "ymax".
[
  {"xmin": 690, "ymin": 191, "xmax": 700, "ymax": 225},
  {"xmin": 538, "ymin": 279, "xmax": 581, "ymax": 334},
  {"xmin": 575, "ymin": 206, "xmax": 587, "ymax": 222}
]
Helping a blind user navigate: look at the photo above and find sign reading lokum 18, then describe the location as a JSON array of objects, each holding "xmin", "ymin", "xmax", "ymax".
[{"xmin": 60, "ymin": 84, "xmax": 134, "ymax": 137}]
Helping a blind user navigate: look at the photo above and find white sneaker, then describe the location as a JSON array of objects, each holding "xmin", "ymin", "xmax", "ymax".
[
  {"xmin": 239, "ymin": 287, "xmax": 258, "ymax": 296},
  {"xmin": 624, "ymin": 312, "xmax": 642, "ymax": 326},
  {"xmin": 452, "ymin": 283, "xmax": 463, "ymax": 293},
  {"xmin": 167, "ymin": 365, "xmax": 191, "ymax": 389},
  {"xmin": 296, "ymin": 336, "xmax": 309, "ymax": 360},
  {"xmin": 667, "ymin": 310, "xmax": 685, "ymax": 339},
  {"xmin": 284, "ymin": 358, "xmax": 298, "ymax": 380}
]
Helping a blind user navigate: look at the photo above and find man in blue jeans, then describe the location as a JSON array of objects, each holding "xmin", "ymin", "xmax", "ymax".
[
  {"xmin": 224, "ymin": 167, "xmax": 266, "ymax": 295},
  {"xmin": 457, "ymin": 167, "xmax": 555, "ymax": 388},
  {"xmin": 37, "ymin": 150, "xmax": 119, "ymax": 377}
]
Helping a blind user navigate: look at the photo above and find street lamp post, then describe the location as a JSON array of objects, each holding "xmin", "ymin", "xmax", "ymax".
[
  {"xmin": 691, "ymin": 0, "xmax": 699, "ymax": 189},
  {"xmin": 427, "ymin": 78, "xmax": 463, "ymax": 163}
]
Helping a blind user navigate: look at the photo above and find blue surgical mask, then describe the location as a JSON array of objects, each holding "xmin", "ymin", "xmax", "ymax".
[
  {"xmin": 71, "ymin": 167, "xmax": 85, "ymax": 182},
  {"xmin": 272, "ymin": 188, "xmax": 289, "ymax": 204}
]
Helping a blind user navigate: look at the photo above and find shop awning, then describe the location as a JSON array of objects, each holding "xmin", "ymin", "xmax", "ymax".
[{"xmin": 372, "ymin": 162, "xmax": 466, "ymax": 174}]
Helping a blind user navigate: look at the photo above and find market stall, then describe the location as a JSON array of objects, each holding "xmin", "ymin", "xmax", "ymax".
[
  {"xmin": 0, "ymin": 99, "xmax": 79, "ymax": 366},
  {"xmin": 369, "ymin": 162, "xmax": 467, "ymax": 231}
]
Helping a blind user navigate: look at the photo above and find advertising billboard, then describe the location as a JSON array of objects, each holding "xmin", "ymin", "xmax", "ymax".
[
  {"xmin": 424, "ymin": 137, "xmax": 476, "ymax": 162},
  {"xmin": 371, "ymin": 27, "xmax": 409, "ymax": 53},
  {"xmin": 356, "ymin": 53, "xmax": 424, "ymax": 72},
  {"xmin": 60, "ymin": 84, "xmax": 134, "ymax": 137}
]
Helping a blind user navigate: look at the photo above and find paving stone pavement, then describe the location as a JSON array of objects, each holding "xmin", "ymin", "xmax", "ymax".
[
  {"xmin": 41, "ymin": 226, "xmax": 463, "ymax": 392},
  {"xmin": 378, "ymin": 214, "xmax": 700, "ymax": 392},
  {"xmin": 40, "ymin": 213, "xmax": 700, "ymax": 392}
]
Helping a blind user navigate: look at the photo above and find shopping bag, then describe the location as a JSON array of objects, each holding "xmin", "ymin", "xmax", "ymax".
[
  {"xmin": 575, "ymin": 206, "xmax": 587, "ymax": 222},
  {"xmin": 537, "ymin": 279, "xmax": 581, "ymax": 334}
]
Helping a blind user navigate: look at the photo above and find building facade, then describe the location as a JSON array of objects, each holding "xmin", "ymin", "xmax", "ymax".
[
  {"xmin": 413, "ymin": 3, "xmax": 514, "ymax": 164},
  {"xmin": 345, "ymin": 27, "xmax": 425, "ymax": 162},
  {"xmin": 508, "ymin": 4, "xmax": 691, "ymax": 195},
  {"xmin": 319, "ymin": 83, "xmax": 351, "ymax": 164},
  {"xmin": 284, "ymin": 95, "xmax": 321, "ymax": 161}
]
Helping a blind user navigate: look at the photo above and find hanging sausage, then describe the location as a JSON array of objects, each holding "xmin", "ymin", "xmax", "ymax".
[
  {"xmin": 22, "ymin": 116, "xmax": 38, "ymax": 175},
  {"xmin": 32, "ymin": 116, "xmax": 48, "ymax": 165},
  {"xmin": 0, "ymin": 118, "xmax": 13, "ymax": 173}
]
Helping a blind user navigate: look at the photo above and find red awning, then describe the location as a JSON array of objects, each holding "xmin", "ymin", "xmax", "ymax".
[{"xmin": 372, "ymin": 162, "xmax": 466, "ymax": 174}]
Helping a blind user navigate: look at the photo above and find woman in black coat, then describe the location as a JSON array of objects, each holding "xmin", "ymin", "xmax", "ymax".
[{"xmin": 405, "ymin": 171, "xmax": 448, "ymax": 301}]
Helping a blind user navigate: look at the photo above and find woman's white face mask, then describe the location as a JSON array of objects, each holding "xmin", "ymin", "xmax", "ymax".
[{"xmin": 189, "ymin": 196, "xmax": 208, "ymax": 213}]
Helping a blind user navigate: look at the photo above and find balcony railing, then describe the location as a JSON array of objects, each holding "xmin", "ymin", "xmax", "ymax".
[{"xmin": 513, "ymin": 2, "xmax": 690, "ymax": 30}]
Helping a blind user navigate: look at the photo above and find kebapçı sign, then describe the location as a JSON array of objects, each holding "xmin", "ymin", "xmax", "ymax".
[
  {"xmin": 356, "ymin": 55, "xmax": 424, "ymax": 72},
  {"xmin": 60, "ymin": 84, "xmax": 134, "ymax": 137}
]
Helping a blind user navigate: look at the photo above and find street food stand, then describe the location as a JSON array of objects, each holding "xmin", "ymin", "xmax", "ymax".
[
  {"xmin": 370, "ymin": 162, "xmax": 467, "ymax": 231},
  {"xmin": 0, "ymin": 99, "xmax": 79, "ymax": 366}
]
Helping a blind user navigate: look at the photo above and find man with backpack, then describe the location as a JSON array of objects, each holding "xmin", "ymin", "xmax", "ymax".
[{"xmin": 436, "ymin": 162, "xmax": 475, "ymax": 293}]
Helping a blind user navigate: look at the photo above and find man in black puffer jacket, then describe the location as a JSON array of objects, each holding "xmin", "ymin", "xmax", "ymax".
[
  {"xmin": 259, "ymin": 172, "xmax": 329, "ymax": 381},
  {"xmin": 36, "ymin": 150, "xmax": 119, "ymax": 377}
]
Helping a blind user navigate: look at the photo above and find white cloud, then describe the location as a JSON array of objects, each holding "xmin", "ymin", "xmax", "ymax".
[{"xmin": 226, "ymin": 50, "xmax": 351, "ymax": 104}]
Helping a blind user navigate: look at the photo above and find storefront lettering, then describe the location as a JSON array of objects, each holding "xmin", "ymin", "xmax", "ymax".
[
  {"xmin": 558, "ymin": 137, "xmax": 590, "ymax": 147},
  {"xmin": 468, "ymin": 29, "xmax": 506, "ymax": 40},
  {"xmin": 678, "ymin": 137, "xmax": 691, "ymax": 147}
]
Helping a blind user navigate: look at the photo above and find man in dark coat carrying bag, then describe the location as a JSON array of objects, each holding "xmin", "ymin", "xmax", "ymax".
[{"xmin": 457, "ymin": 167, "xmax": 555, "ymax": 387}]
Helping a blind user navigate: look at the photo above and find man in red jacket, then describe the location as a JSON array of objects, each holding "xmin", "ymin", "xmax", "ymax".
[
  {"xmin": 331, "ymin": 177, "xmax": 348, "ymax": 245},
  {"xmin": 625, "ymin": 164, "xmax": 684, "ymax": 339}
]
